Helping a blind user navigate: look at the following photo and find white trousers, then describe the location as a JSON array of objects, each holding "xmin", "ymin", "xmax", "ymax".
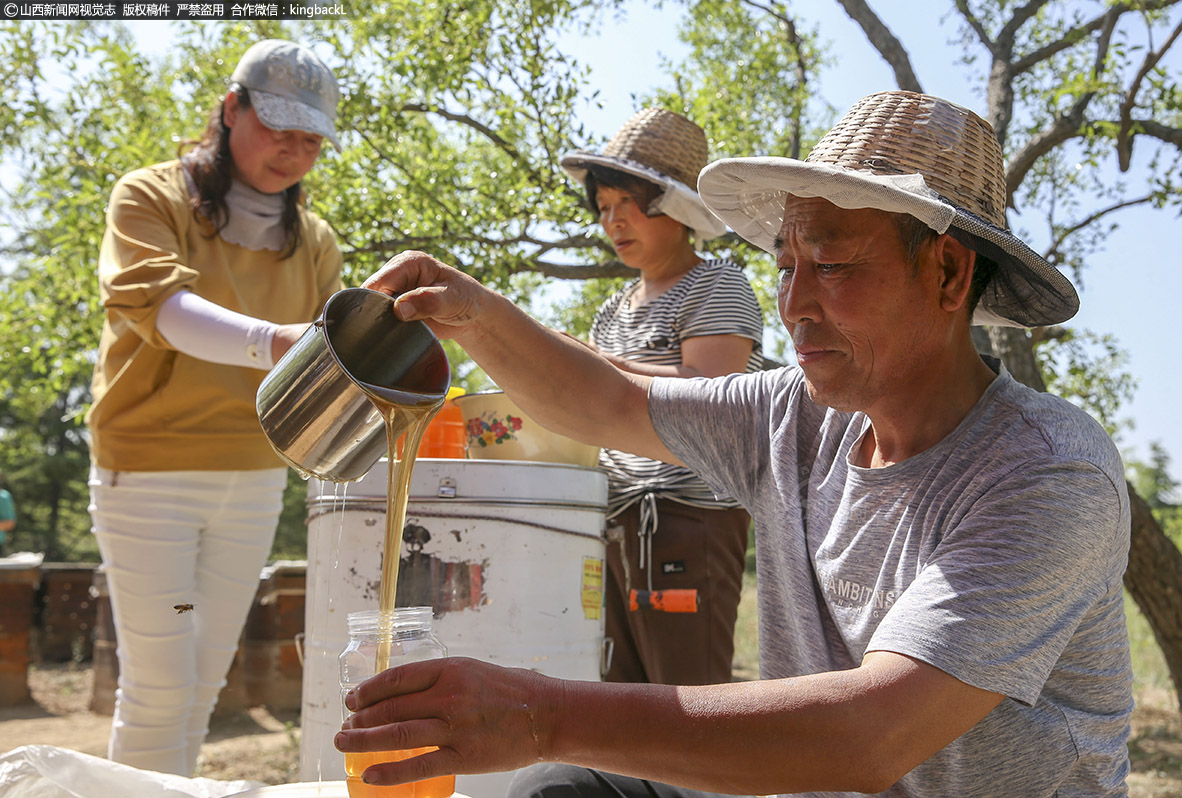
[{"xmin": 88, "ymin": 465, "xmax": 287, "ymax": 776}]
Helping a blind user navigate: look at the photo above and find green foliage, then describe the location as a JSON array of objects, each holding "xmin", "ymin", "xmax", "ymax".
[
  {"xmin": 653, "ymin": 0, "xmax": 833, "ymax": 159},
  {"xmin": 271, "ymin": 471, "xmax": 311, "ymax": 562},
  {"xmin": 1, "ymin": 2, "xmax": 1179, "ymax": 562},
  {"xmin": 986, "ymin": 3, "xmax": 1182, "ymax": 285},
  {"xmin": 548, "ymin": 275, "xmax": 630, "ymax": 338},
  {"xmin": 1124, "ymin": 590, "xmax": 1174, "ymax": 700},
  {"xmin": 306, "ymin": 2, "xmax": 616, "ymax": 288},
  {"xmin": 0, "ymin": 372, "xmax": 95, "ymax": 560},
  {"xmin": 0, "ymin": 8, "xmax": 616, "ymax": 560},
  {"xmin": 1156, "ymin": 505, "xmax": 1182, "ymax": 548},
  {"xmin": 1036, "ymin": 328, "xmax": 1137, "ymax": 439},
  {"xmin": 1127, "ymin": 441, "xmax": 1182, "ymax": 509}
]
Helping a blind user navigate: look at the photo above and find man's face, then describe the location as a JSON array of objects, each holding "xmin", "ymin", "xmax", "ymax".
[{"xmin": 775, "ymin": 197, "xmax": 945, "ymax": 414}]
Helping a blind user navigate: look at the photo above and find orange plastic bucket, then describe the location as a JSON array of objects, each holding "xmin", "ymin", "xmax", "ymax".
[{"xmin": 398, "ymin": 386, "xmax": 467, "ymax": 458}]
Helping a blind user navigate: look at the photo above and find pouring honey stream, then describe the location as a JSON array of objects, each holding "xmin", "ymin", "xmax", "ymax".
[
  {"xmin": 356, "ymin": 384, "xmax": 444, "ymax": 652},
  {"xmin": 256, "ymin": 287, "xmax": 454, "ymax": 795},
  {"xmin": 351, "ymin": 332, "xmax": 451, "ymax": 798}
]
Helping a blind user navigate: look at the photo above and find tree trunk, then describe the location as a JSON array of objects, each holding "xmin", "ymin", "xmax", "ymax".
[
  {"xmin": 989, "ymin": 326, "xmax": 1045, "ymax": 392},
  {"xmin": 1124, "ymin": 485, "xmax": 1182, "ymax": 713}
]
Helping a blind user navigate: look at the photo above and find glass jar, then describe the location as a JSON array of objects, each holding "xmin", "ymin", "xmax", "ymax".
[{"xmin": 339, "ymin": 607, "xmax": 455, "ymax": 798}]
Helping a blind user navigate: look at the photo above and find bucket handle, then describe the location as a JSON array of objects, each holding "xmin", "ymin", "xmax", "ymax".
[
  {"xmin": 600, "ymin": 637, "xmax": 614, "ymax": 679},
  {"xmin": 294, "ymin": 632, "xmax": 305, "ymax": 667}
]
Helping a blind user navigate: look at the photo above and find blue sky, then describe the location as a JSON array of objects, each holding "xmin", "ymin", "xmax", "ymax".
[{"xmin": 117, "ymin": 6, "xmax": 1180, "ymax": 485}]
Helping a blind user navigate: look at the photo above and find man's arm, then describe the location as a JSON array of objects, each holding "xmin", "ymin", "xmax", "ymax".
[
  {"xmin": 334, "ymin": 650, "xmax": 1003, "ymax": 795},
  {"xmin": 363, "ymin": 252, "xmax": 680, "ymax": 465}
]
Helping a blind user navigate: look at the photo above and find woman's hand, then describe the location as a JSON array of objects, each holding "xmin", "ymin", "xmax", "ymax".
[
  {"xmin": 333, "ymin": 657, "xmax": 560, "ymax": 787},
  {"xmin": 362, "ymin": 251, "xmax": 489, "ymax": 341},
  {"xmin": 270, "ymin": 323, "xmax": 311, "ymax": 362}
]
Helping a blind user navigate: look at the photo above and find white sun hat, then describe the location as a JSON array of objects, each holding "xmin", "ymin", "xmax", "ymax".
[
  {"xmin": 698, "ymin": 90, "xmax": 1079, "ymax": 328},
  {"xmin": 560, "ymin": 107, "xmax": 727, "ymax": 242},
  {"xmin": 230, "ymin": 39, "xmax": 341, "ymax": 151}
]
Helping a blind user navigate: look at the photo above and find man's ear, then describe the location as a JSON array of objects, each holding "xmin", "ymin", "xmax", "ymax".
[{"xmin": 933, "ymin": 234, "xmax": 975, "ymax": 314}]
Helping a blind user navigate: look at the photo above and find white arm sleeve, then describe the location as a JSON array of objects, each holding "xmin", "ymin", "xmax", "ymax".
[{"xmin": 156, "ymin": 290, "xmax": 279, "ymax": 370}]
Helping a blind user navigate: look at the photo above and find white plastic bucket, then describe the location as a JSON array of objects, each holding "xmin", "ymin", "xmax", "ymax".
[{"xmin": 300, "ymin": 459, "xmax": 608, "ymax": 798}]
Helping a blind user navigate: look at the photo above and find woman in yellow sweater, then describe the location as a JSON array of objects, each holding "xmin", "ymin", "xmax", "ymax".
[{"xmin": 86, "ymin": 39, "xmax": 344, "ymax": 776}]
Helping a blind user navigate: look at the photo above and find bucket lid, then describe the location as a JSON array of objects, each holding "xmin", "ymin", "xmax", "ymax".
[{"xmin": 310, "ymin": 458, "xmax": 607, "ymax": 507}]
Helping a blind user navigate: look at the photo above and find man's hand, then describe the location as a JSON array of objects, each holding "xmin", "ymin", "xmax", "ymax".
[
  {"xmin": 360, "ymin": 250, "xmax": 675, "ymax": 464},
  {"xmin": 334, "ymin": 657, "xmax": 560, "ymax": 786},
  {"xmin": 362, "ymin": 251, "xmax": 490, "ymax": 342}
]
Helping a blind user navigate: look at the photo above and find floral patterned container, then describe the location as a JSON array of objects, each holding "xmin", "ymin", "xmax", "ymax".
[{"xmin": 453, "ymin": 391, "xmax": 600, "ymax": 467}]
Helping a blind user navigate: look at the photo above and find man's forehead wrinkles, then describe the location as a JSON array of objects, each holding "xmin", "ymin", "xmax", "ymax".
[{"xmin": 777, "ymin": 216, "xmax": 850, "ymax": 249}]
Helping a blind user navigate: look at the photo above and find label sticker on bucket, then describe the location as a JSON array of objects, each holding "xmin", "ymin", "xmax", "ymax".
[{"xmin": 581, "ymin": 557, "xmax": 604, "ymax": 620}]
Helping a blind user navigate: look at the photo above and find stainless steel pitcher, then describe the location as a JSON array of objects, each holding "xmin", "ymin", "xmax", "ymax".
[{"xmin": 256, "ymin": 287, "xmax": 451, "ymax": 482}]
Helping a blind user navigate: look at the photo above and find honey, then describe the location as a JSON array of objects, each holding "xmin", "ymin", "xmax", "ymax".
[{"xmin": 345, "ymin": 747, "xmax": 456, "ymax": 797}]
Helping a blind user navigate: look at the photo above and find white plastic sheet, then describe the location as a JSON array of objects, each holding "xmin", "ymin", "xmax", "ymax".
[{"xmin": 0, "ymin": 745, "xmax": 263, "ymax": 798}]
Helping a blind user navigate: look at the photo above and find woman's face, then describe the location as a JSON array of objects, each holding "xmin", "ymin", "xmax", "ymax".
[
  {"xmin": 596, "ymin": 184, "xmax": 689, "ymax": 270},
  {"xmin": 223, "ymin": 91, "xmax": 323, "ymax": 195}
]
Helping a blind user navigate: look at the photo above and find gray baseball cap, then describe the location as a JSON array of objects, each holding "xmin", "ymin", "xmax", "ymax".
[{"xmin": 230, "ymin": 39, "xmax": 341, "ymax": 151}]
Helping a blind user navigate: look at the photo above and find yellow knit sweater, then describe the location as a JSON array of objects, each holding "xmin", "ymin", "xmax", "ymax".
[{"xmin": 87, "ymin": 160, "xmax": 344, "ymax": 471}]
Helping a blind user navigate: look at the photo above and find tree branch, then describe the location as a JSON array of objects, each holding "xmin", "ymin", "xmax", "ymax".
[
  {"xmin": 1008, "ymin": 117, "xmax": 1182, "ymax": 198},
  {"xmin": 833, "ymin": 0, "xmax": 923, "ymax": 92},
  {"xmin": 1005, "ymin": 113, "xmax": 1085, "ymax": 200},
  {"xmin": 1005, "ymin": 10, "xmax": 1120, "ymax": 201},
  {"xmin": 1013, "ymin": 0, "xmax": 1181, "ymax": 74},
  {"xmin": 1118, "ymin": 18, "xmax": 1182, "ymax": 170},
  {"xmin": 741, "ymin": 0, "xmax": 811, "ymax": 158},
  {"xmin": 999, "ymin": 0, "xmax": 1054, "ymax": 42},
  {"xmin": 1042, "ymin": 194, "xmax": 1156, "ymax": 265},
  {"xmin": 953, "ymin": 0, "xmax": 997, "ymax": 54},
  {"xmin": 739, "ymin": 0, "xmax": 791, "ymax": 27},
  {"xmin": 530, "ymin": 259, "xmax": 639, "ymax": 280},
  {"xmin": 1013, "ymin": 7, "xmax": 1115, "ymax": 73},
  {"xmin": 398, "ymin": 103, "xmax": 527, "ymax": 163},
  {"xmin": 1138, "ymin": 118, "xmax": 1182, "ymax": 147},
  {"xmin": 353, "ymin": 127, "xmax": 466, "ymax": 225}
]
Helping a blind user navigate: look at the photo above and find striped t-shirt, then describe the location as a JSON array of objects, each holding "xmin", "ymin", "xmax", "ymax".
[{"xmin": 590, "ymin": 258, "xmax": 763, "ymax": 518}]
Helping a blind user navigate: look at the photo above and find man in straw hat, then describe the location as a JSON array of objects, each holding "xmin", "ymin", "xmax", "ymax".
[{"xmin": 338, "ymin": 91, "xmax": 1131, "ymax": 797}]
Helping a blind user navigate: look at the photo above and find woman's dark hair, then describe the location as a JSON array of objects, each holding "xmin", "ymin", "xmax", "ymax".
[
  {"xmin": 178, "ymin": 86, "xmax": 303, "ymax": 258},
  {"xmin": 583, "ymin": 164, "xmax": 666, "ymax": 218}
]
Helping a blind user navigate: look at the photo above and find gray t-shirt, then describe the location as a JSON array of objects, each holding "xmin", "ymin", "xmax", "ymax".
[{"xmin": 651, "ymin": 365, "xmax": 1132, "ymax": 797}]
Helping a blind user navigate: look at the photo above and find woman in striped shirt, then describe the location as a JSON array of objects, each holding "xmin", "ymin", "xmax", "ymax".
[{"xmin": 560, "ymin": 108, "xmax": 764, "ymax": 685}]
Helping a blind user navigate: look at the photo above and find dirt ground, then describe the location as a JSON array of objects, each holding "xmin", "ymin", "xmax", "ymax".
[
  {"xmin": 2, "ymin": 663, "xmax": 1181, "ymax": 795},
  {"xmin": 0, "ymin": 663, "xmax": 302, "ymax": 786}
]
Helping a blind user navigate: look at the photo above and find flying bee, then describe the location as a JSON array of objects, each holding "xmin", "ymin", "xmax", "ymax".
[{"xmin": 173, "ymin": 603, "xmax": 194, "ymax": 614}]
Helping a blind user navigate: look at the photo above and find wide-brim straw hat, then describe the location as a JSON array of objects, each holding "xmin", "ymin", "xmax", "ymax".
[
  {"xmin": 698, "ymin": 91, "xmax": 1078, "ymax": 327},
  {"xmin": 561, "ymin": 107, "xmax": 726, "ymax": 241}
]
